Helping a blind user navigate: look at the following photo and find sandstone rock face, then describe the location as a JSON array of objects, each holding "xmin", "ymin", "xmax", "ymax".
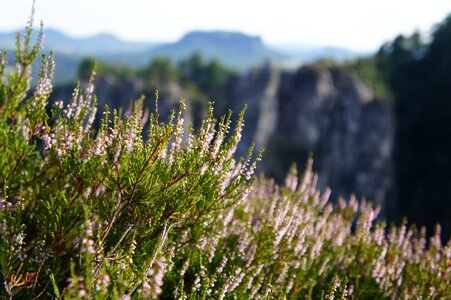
[
  {"xmin": 229, "ymin": 61, "xmax": 281, "ymax": 156},
  {"xmin": 240, "ymin": 64, "xmax": 394, "ymax": 210}
]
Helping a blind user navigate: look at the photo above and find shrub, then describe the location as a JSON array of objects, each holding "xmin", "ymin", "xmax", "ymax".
[
  {"xmin": 0, "ymin": 15, "xmax": 450, "ymax": 300},
  {"xmin": 0, "ymin": 18, "xmax": 260, "ymax": 299},
  {"xmin": 168, "ymin": 164, "xmax": 450, "ymax": 299}
]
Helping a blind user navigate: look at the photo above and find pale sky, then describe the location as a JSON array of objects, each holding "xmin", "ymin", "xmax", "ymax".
[{"xmin": 1, "ymin": 0, "xmax": 451, "ymax": 51}]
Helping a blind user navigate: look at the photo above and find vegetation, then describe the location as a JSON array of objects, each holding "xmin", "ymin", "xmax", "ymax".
[
  {"xmin": 76, "ymin": 52, "xmax": 236, "ymax": 127},
  {"xmin": 79, "ymin": 57, "xmax": 146, "ymax": 82},
  {"xmin": 343, "ymin": 56, "xmax": 390, "ymax": 100},
  {"xmin": 340, "ymin": 14, "xmax": 451, "ymax": 239},
  {"xmin": 375, "ymin": 16, "xmax": 451, "ymax": 239},
  {"xmin": 1, "ymin": 14, "xmax": 450, "ymax": 300},
  {"xmin": 77, "ymin": 53, "xmax": 234, "ymax": 92}
]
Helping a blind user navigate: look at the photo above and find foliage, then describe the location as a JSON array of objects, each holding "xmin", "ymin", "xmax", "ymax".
[
  {"xmin": 0, "ymin": 19, "xmax": 259, "ymax": 299},
  {"xmin": 78, "ymin": 57, "xmax": 135, "ymax": 81},
  {"xmin": 312, "ymin": 57, "xmax": 338, "ymax": 69},
  {"xmin": 165, "ymin": 164, "xmax": 450, "ymax": 299},
  {"xmin": 140, "ymin": 57, "xmax": 179, "ymax": 84},
  {"xmin": 378, "ymin": 15, "xmax": 451, "ymax": 239},
  {"xmin": 0, "ymin": 14, "xmax": 450, "ymax": 300},
  {"xmin": 178, "ymin": 53, "xmax": 235, "ymax": 96},
  {"xmin": 74, "ymin": 53, "xmax": 236, "ymax": 128},
  {"xmin": 343, "ymin": 56, "xmax": 390, "ymax": 100}
]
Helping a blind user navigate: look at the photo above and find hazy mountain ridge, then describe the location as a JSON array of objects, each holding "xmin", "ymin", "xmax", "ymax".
[
  {"xmin": 0, "ymin": 28, "xmax": 365, "ymax": 82},
  {"xmin": 272, "ymin": 44, "xmax": 368, "ymax": 62},
  {"xmin": 0, "ymin": 28, "xmax": 156, "ymax": 55},
  {"xmin": 144, "ymin": 31, "xmax": 287, "ymax": 71},
  {"xmin": 100, "ymin": 30, "xmax": 290, "ymax": 69}
]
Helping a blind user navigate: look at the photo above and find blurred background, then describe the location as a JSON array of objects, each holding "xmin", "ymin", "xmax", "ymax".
[{"xmin": 2, "ymin": 0, "xmax": 451, "ymax": 240}]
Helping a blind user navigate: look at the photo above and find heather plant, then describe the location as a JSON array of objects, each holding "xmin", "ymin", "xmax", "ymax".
[
  {"xmin": 166, "ymin": 163, "xmax": 450, "ymax": 299},
  {"xmin": 0, "ymin": 17, "xmax": 260, "ymax": 299},
  {"xmin": 1, "ymin": 14, "xmax": 450, "ymax": 300}
]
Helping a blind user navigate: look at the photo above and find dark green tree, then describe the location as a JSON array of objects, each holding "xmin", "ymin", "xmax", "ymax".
[
  {"xmin": 141, "ymin": 57, "xmax": 178, "ymax": 84},
  {"xmin": 178, "ymin": 53, "xmax": 234, "ymax": 95},
  {"xmin": 380, "ymin": 16, "xmax": 451, "ymax": 240}
]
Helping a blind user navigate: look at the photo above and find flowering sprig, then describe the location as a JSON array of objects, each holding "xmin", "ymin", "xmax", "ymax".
[{"xmin": 165, "ymin": 160, "xmax": 450, "ymax": 298}]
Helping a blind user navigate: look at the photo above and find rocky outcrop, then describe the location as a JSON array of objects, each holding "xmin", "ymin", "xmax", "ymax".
[
  {"xmin": 229, "ymin": 61, "xmax": 281, "ymax": 155},
  {"xmin": 240, "ymin": 64, "xmax": 394, "ymax": 210}
]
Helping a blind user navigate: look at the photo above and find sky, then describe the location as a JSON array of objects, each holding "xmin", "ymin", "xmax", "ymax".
[{"xmin": 1, "ymin": 0, "xmax": 451, "ymax": 51}]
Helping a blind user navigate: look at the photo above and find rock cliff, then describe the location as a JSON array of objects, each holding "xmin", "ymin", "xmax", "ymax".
[{"xmin": 228, "ymin": 63, "xmax": 394, "ymax": 209}]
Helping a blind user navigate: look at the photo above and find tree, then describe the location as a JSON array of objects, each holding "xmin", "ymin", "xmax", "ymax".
[
  {"xmin": 381, "ymin": 16, "xmax": 451, "ymax": 240},
  {"xmin": 142, "ymin": 57, "xmax": 178, "ymax": 84}
]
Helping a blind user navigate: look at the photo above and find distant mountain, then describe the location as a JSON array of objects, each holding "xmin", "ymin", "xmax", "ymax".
[
  {"xmin": 103, "ymin": 31, "xmax": 288, "ymax": 71},
  {"xmin": 0, "ymin": 28, "xmax": 368, "ymax": 83},
  {"xmin": 45, "ymin": 29, "xmax": 156, "ymax": 55},
  {"xmin": 0, "ymin": 32, "xmax": 17, "ymax": 49},
  {"xmin": 0, "ymin": 29, "xmax": 287, "ymax": 74},
  {"xmin": 0, "ymin": 29, "xmax": 157, "ymax": 84},
  {"xmin": 0, "ymin": 28, "xmax": 156, "ymax": 55},
  {"xmin": 2, "ymin": 45, "xmax": 81, "ymax": 85},
  {"xmin": 147, "ymin": 31, "xmax": 287, "ymax": 70},
  {"xmin": 271, "ymin": 44, "xmax": 369, "ymax": 63}
]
